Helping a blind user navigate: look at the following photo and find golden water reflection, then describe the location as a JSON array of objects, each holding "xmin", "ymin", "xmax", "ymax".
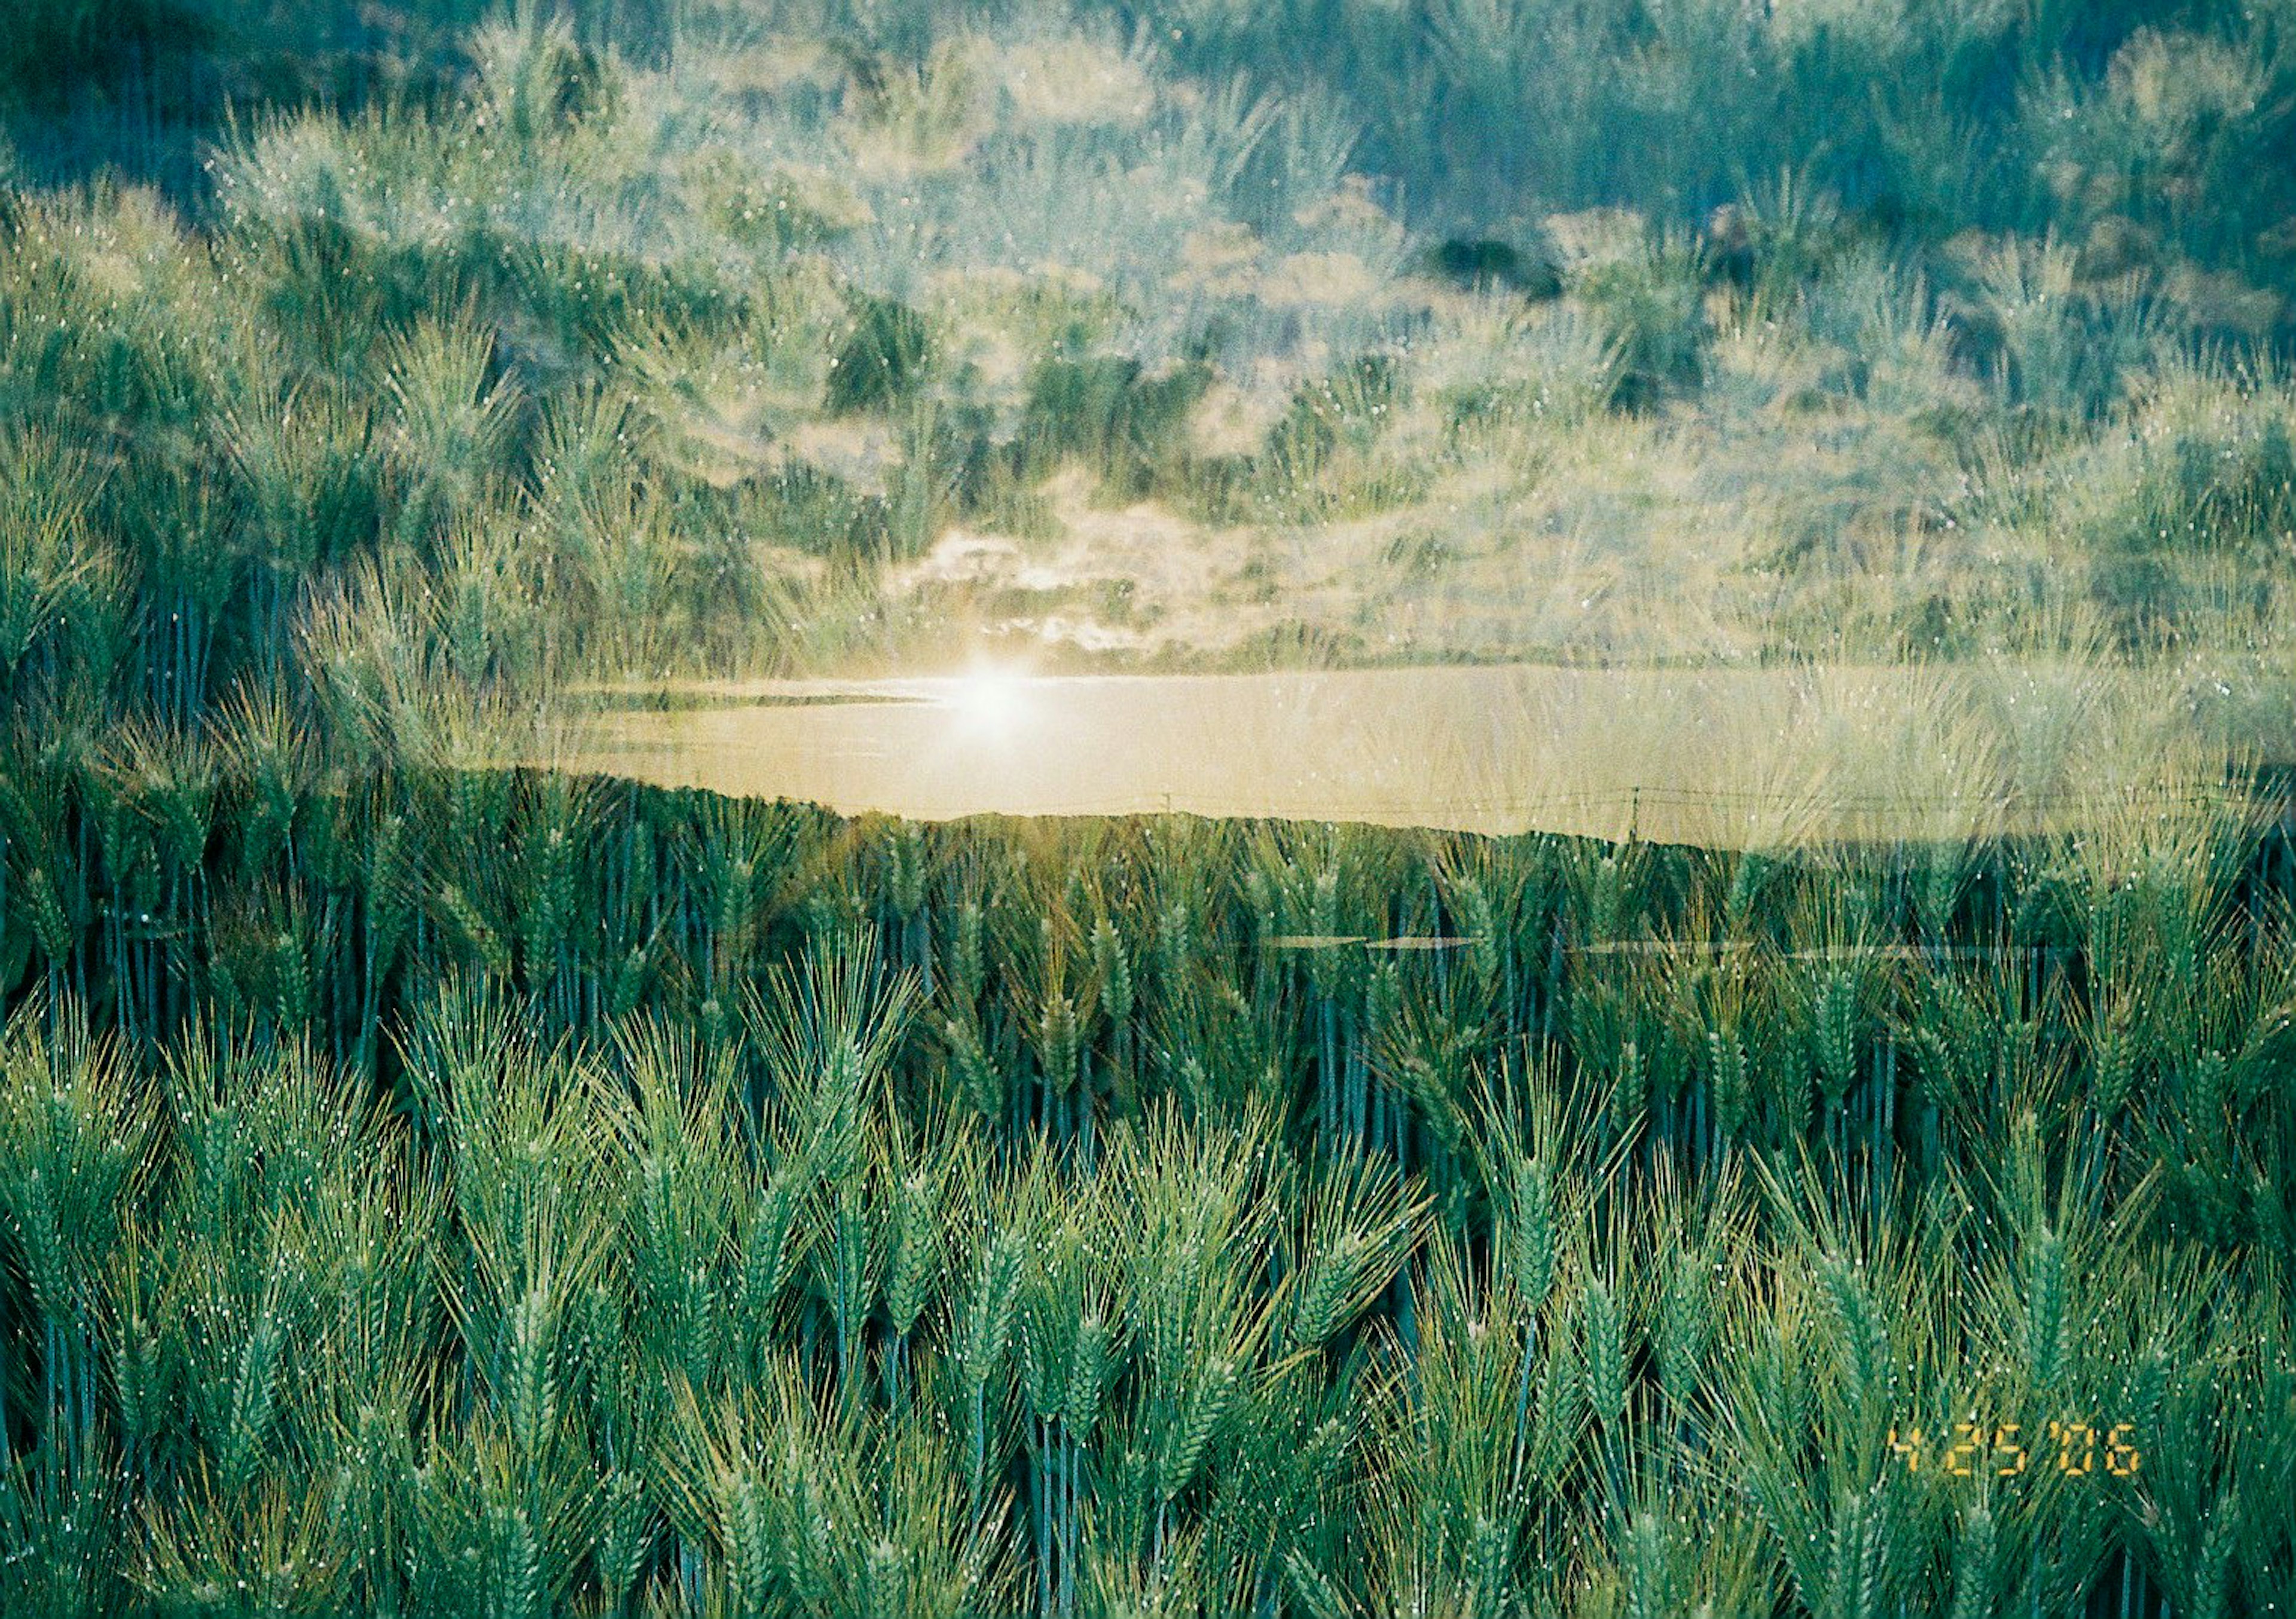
[{"xmin": 553, "ymin": 661, "xmax": 2290, "ymax": 849}]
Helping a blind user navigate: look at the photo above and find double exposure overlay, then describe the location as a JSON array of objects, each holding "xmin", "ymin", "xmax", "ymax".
[{"xmin": 3, "ymin": 4, "xmax": 2295, "ymax": 1615}]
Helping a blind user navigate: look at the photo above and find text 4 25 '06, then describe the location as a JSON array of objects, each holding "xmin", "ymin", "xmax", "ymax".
[{"xmin": 1886, "ymin": 1422, "xmax": 2141, "ymax": 1478}]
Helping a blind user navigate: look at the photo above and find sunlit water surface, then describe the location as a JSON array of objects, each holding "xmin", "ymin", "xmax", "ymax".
[{"xmin": 554, "ymin": 662, "xmax": 2291, "ymax": 848}]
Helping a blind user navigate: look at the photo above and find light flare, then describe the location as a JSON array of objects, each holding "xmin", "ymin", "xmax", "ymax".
[{"xmin": 944, "ymin": 662, "xmax": 1033, "ymax": 738}]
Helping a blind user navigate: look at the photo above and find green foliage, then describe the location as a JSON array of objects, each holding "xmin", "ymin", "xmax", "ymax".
[
  {"xmin": 12, "ymin": 0, "xmax": 2296, "ymax": 677},
  {"xmin": 7, "ymin": 3, "xmax": 2296, "ymax": 1611},
  {"xmin": 830, "ymin": 296, "xmax": 935, "ymax": 416},
  {"xmin": 0, "ymin": 0, "xmax": 214, "ymax": 112},
  {"xmin": 0, "ymin": 756, "xmax": 2289, "ymax": 1611}
]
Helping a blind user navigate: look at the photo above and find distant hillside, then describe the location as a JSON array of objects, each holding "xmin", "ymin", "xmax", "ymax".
[{"xmin": 7, "ymin": 1, "xmax": 2296, "ymax": 700}]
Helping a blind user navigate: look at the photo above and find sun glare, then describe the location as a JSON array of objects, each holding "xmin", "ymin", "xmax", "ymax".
[{"xmin": 945, "ymin": 663, "xmax": 1031, "ymax": 737}]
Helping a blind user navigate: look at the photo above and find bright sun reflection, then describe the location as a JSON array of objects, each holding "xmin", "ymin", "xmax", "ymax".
[{"xmin": 946, "ymin": 663, "xmax": 1031, "ymax": 737}]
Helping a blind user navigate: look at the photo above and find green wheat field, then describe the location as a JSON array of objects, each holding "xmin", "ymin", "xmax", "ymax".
[{"xmin": 6, "ymin": 2, "xmax": 2296, "ymax": 1615}]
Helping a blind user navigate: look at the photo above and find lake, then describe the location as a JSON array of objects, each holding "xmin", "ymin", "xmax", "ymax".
[{"xmin": 552, "ymin": 660, "xmax": 2283, "ymax": 848}]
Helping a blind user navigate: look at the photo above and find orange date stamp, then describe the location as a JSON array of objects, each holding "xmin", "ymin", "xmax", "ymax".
[{"xmin": 1886, "ymin": 1420, "xmax": 2141, "ymax": 1479}]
